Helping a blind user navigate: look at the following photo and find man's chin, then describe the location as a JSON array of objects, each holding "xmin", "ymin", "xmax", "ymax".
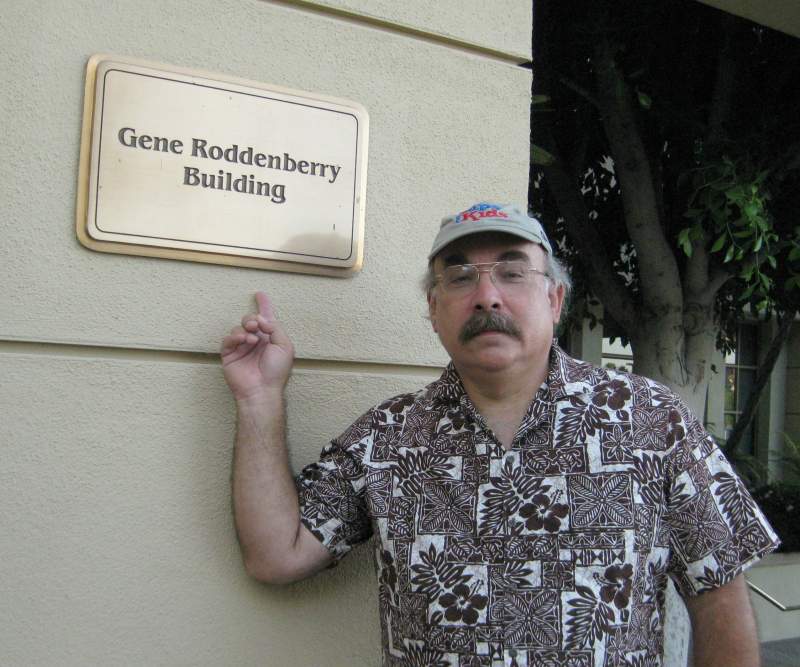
[{"xmin": 464, "ymin": 352, "xmax": 518, "ymax": 375}]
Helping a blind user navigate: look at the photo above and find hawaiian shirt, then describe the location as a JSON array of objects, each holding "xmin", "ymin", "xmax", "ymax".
[{"xmin": 295, "ymin": 345, "xmax": 779, "ymax": 667}]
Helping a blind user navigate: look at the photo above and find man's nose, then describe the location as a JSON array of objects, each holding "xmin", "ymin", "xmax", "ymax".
[{"xmin": 472, "ymin": 270, "xmax": 502, "ymax": 310}]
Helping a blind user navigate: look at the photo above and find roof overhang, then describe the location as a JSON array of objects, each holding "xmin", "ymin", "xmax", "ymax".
[{"xmin": 695, "ymin": 0, "xmax": 800, "ymax": 39}]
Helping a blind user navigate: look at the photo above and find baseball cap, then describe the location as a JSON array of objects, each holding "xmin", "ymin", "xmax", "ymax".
[{"xmin": 428, "ymin": 202, "xmax": 553, "ymax": 260}]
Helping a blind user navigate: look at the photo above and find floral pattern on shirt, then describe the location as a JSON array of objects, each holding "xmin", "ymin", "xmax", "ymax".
[{"xmin": 295, "ymin": 345, "xmax": 779, "ymax": 667}]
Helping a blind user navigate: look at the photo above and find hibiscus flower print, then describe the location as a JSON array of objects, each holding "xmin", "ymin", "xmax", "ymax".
[
  {"xmin": 519, "ymin": 491, "xmax": 569, "ymax": 532},
  {"xmin": 666, "ymin": 407, "xmax": 686, "ymax": 447},
  {"xmin": 592, "ymin": 379, "xmax": 632, "ymax": 410},
  {"xmin": 438, "ymin": 583, "xmax": 487, "ymax": 625},
  {"xmin": 597, "ymin": 563, "xmax": 634, "ymax": 609}
]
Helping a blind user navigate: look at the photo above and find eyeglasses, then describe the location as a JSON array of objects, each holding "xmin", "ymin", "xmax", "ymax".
[{"xmin": 435, "ymin": 261, "xmax": 551, "ymax": 293}]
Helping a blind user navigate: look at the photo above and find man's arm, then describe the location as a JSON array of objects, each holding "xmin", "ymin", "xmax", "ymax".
[
  {"xmin": 223, "ymin": 292, "xmax": 332, "ymax": 584},
  {"xmin": 684, "ymin": 574, "xmax": 760, "ymax": 667}
]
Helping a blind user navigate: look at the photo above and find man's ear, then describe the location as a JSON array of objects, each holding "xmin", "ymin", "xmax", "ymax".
[
  {"xmin": 549, "ymin": 283, "xmax": 565, "ymax": 324},
  {"xmin": 427, "ymin": 290, "xmax": 438, "ymax": 333}
]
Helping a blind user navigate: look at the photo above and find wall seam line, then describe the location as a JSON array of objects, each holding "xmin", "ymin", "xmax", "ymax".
[
  {"xmin": 263, "ymin": 0, "xmax": 531, "ymax": 65},
  {"xmin": 0, "ymin": 339, "xmax": 443, "ymax": 376}
]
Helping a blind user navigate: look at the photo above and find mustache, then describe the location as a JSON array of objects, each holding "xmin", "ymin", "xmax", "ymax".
[{"xmin": 459, "ymin": 311, "xmax": 522, "ymax": 343}]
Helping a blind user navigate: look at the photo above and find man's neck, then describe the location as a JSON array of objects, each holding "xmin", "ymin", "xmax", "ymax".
[{"xmin": 456, "ymin": 352, "xmax": 551, "ymax": 449}]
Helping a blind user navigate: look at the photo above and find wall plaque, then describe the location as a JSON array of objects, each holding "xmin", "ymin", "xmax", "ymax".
[{"xmin": 76, "ymin": 55, "xmax": 368, "ymax": 275}]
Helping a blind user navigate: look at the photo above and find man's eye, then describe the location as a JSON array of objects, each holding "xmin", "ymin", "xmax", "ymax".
[
  {"xmin": 449, "ymin": 274, "xmax": 473, "ymax": 286},
  {"xmin": 499, "ymin": 266, "xmax": 526, "ymax": 281}
]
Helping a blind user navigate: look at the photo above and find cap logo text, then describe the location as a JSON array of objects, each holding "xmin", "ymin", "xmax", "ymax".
[{"xmin": 455, "ymin": 203, "xmax": 509, "ymax": 225}]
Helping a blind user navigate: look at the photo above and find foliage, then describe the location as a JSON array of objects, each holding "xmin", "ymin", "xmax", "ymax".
[
  {"xmin": 680, "ymin": 157, "xmax": 775, "ymax": 302},
  {"xmin": 776, "ymin": 433, "xmax": 800, "ymax": 481},
  {"xmin": 529, "ymin": 0, "xmax": 800, "ymax": 360}
]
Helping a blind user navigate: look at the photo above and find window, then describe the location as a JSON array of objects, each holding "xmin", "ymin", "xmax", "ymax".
[
  {"xmin": 724, "ymin": 324, "xmax": 758, "ymax": 457},
  {"xmin": 602, "ymin": 336, "xmax": 633, "ymax": 373}
]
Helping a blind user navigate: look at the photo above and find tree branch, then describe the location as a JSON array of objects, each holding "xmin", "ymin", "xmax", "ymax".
[
  {"xmin": 540, "ymin": 154, "xmax": 638, "ymax": 333},
  {"xmin": 555, "ymin": 73, "xmax": 601, "ymax": 109},
  {"xmin": 592, "ymin": 38, "xmax": 684, "ymax": 318}
]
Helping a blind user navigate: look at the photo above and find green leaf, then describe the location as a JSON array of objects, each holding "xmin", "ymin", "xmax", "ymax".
[
  {"xmin": 767, "ymin": 255, "xmax": 777, "ymax": 269},
  {"xmin": 531, "ymin": 144, "xmax": 555, "ymax": 166},
  {"xmin": 726, "ymin": 185, "xmax": 746, "ymax": 202},
  {"xmin": 789, "ymin": 247, "xmax": 800, "ymax": 263},
  {"xmin": 724, "ymin": 245, "xmax": 734, "ymax": 263},
  {"xmin": 532, "ymin": 94, "xmax": 551, "ymax": 106},
  {"xmin": 753, "ymin": 236, "xmax": 763, "ymax": 253},
  {"xmin": 710, "ymin": 233, "xmax": 727, "ymax": 253},
  {"xmin": 677, "ymin": 228, "xmax": 693, "ymax": 257},
  {"xmin": 637, "ymin": 90, "xmax": 652, "ymax": 109},
  {"xmin": 744, "ymin": 202, "xmax": 761, "ymax": 219}
]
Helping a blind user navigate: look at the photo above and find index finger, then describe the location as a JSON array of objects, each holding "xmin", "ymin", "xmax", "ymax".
[{"xmin": 255, "ymin": 291, "xmax": 276, "ymax": 320}]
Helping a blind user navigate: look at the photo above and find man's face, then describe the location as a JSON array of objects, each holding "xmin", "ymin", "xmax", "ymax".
[{"xmin": 427, "ymin": 233, "xmax": 564, "ymax": 377}]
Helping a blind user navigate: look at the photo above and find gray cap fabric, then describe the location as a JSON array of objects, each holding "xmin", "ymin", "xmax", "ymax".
[{"xmin": 428, "ymin": 202, "xmax": 553, "ymax": 260}]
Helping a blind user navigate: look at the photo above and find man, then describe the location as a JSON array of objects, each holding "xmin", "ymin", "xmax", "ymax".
[{"xmin": 223, "ymin": 202, "xmax": 778, "ymax": 666}]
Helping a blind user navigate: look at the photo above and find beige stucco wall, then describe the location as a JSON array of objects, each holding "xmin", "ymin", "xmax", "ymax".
[{"xmin": 0, "ymin": 0, "xmax": 531, "ymax": 664}]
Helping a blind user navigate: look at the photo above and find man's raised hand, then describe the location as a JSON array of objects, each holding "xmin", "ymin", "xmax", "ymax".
[{"xmin": 221, "ymin": 292, "xmax": 295, "ymax": 402}]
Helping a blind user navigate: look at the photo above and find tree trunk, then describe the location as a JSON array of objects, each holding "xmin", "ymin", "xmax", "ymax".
[{"xmin": 629, "ymin": 311, "xmax": 716, "ymax": 420}]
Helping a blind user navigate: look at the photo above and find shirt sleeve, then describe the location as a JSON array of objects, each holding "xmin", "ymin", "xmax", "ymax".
[
  {"xmin": 663, "ymin": 401, "xmax": 780, "ymax": 597},
  {"xmin": 294, "ymin": 410, "xmax": 374, "ymax": 563}
]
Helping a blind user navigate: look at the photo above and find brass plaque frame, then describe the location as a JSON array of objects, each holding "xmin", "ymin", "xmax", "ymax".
[{"xmin": 76, "ymin": 55, "xmax": 368, "ymax": 276}]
